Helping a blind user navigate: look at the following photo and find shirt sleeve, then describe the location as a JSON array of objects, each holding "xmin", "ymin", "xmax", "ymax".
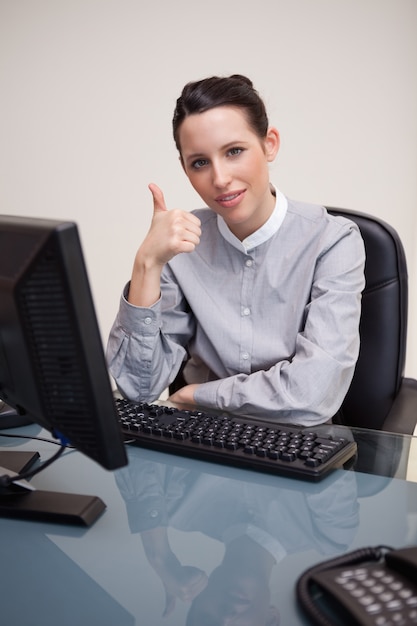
[
  {"xmin": 194, "ymin": 223, "xmax": 366, "ymax": 426},
  {"xmin": 106, "ymin": 272, "xmax": 195, "ymax": 401}
]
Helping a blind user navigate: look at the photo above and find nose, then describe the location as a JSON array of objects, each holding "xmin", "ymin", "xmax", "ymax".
[{"xmin": 211, "ymin": 160, "xmax": 231, "ymax": 189}]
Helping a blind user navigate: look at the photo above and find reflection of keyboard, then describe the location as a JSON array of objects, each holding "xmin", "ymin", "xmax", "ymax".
[{"xmin": 115, "ymin": 399, "xmax": 357, "ymax": 482}]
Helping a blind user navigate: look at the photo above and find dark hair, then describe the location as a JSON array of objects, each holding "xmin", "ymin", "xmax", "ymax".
[{"xmin": 172, "ymin": 74, "xmax": 269, "ymax": 151}]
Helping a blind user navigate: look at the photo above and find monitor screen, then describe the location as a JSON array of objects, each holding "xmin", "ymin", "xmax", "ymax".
[{"xmin": 0, "ymin": 214, "xmax": 127, "ymax": 471}]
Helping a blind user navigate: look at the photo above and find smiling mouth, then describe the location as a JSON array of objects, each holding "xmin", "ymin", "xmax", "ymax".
[
  {"xmin": 218, "ymin": 192, "xmax": 240, "ymax": 201},
  {"xmin": 215, "ymin": 190, "xmax": 245, "ymax": 206}
]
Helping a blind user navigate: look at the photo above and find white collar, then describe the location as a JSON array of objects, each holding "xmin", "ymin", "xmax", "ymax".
[{"xmin": 217, "ymin": 185, "xmax": 288, "ymax": 253}]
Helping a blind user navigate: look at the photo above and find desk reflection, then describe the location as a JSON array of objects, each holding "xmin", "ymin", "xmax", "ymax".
[{"xmin": 115, "ymin": 447, "xmax": 360, "ymax": 625}]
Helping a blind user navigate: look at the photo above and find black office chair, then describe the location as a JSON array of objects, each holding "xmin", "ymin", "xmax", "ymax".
[{"xmin": 327, "ymin": 207, "xmax": 417, "ymax": 435}]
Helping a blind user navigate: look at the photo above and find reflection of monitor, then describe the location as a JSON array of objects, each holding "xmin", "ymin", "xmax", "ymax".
[{"xmin": 0, "ymin": 215, "xmax": 127, "ymax": 523}]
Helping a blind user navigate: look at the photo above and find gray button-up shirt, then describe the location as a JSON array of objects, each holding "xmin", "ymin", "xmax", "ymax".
[{"xmin": 107, "ymin": 193, "xmax": 365, "ymax": 426}]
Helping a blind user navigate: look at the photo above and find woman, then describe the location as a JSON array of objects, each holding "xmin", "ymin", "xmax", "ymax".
[{"xmin": 107, "ymin": 75, "xmax": 365, "ymax": 426}]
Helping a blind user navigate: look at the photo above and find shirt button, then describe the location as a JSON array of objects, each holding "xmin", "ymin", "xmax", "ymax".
[
  {"xmin": 144, "ymin": 317, "xmax": 152, "ymax": 325},
  {"xmin": 245, "ymin": 259, "xmax": 253, "ymax": 267},
  {"xmin": 242, "ymin": 352, "xmax": 249, "ymax": 360},
  {"xmin": 242, "ymin": 307, "xmax": 251, "ymax": 316}
]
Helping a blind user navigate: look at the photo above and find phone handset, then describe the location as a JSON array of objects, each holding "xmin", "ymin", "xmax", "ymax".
[{"xmin": 296, "ymin": 545, "xmax": 417, "ymax": 625}]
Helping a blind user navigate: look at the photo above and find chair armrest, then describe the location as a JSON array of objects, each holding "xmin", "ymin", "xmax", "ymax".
[{"xmin": 382, "ymin": 377, "xmax": 417, "ymax": 435}]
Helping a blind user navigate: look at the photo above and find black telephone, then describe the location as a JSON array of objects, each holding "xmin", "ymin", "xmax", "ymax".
[{"xmin": 296, "ymin": 545, "xmax": 417, "ymax": 625}]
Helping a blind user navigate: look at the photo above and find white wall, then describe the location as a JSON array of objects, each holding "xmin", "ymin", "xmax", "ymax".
[{"xmin": 1, "ymin": 0, "xmax": 417, "ymax": 373}]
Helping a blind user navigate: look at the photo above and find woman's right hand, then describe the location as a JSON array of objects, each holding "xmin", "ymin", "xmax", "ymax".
[
  {"xmin": 141, "ymin": 183, "xmax": 201, "ymax": 267},
  {"xmin": 128, "ymin": 184, "xmax": 201, "ymax": 307}
]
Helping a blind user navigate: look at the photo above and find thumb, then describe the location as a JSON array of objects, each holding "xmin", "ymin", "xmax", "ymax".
[{"xmin": 148, "ymin": 183, "xmax": 168, "ymax": 213}]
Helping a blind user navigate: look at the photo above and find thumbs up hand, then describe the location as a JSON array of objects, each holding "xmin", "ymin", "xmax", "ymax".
[
  {"xmin": 146, "ymin": 183, "xmax": 201, "ymax": 266},
  {"xmin": 128, "ymin": 184, "xmax": 201, "ymax": 307}
]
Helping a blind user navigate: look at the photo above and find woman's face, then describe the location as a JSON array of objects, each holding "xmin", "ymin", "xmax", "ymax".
[{"xmin": 178, "ymin": 106, "xmax": 280, "ymax": 241}]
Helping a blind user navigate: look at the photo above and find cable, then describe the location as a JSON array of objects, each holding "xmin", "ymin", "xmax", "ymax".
[{"xmin": 0, "ymin": 431, "xmax": 75, "ymax": 447}]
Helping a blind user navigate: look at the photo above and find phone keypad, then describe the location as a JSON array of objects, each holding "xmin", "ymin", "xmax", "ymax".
[{"xmin": 312, "ymin": 564, "xmax": 417, "ymax": 625}]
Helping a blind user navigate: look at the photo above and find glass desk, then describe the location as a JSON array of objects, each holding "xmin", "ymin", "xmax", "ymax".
[{"xmin": 1, "ymin": 421, "xmax": 416, "ymax": 626}]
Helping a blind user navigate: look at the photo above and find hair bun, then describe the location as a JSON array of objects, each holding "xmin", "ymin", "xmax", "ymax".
[{"xmin": 229, "ymin": 74, "xmax": 254, "ymax": 88}]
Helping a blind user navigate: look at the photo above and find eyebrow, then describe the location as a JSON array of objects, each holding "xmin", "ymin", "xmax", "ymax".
[{"xmin": 184, "ymin": 141, "xmax": 249, "ymax": 163}]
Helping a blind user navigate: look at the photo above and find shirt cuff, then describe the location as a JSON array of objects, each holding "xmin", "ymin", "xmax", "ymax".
[{"xmin": 118, "ymin": 282, "xmax": 162, "ymax": 334}]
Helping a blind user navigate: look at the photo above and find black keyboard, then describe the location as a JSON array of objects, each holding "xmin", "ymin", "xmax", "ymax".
[{"xmin": 115, "ymin": 399, "xmax": 357, "ymax": 482}]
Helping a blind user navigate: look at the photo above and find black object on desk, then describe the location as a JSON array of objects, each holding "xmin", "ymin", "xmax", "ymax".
[
  {"xmin": 0, "ymin": 488, "xmax": 106, "ymax": 526},
  {"xmin": 297, "ymin": 545, "xmax": 417, "ymax": 625},
  {"xmin": 0, "ymin": 214, "xmax": 127, "ymax": 525},
  {"xmin": 116, "ymin": 399, "xmax": 358, "ymax": 482}
]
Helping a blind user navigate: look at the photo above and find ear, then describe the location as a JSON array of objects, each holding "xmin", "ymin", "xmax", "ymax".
[{"xmin": 264, "ymin": 127, "xmax": 280, "ymax": 162}]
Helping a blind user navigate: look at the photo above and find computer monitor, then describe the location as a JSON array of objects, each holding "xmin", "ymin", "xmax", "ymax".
[{"xmin": 0, "ymin": 214, "xmax": 128, "ymax": 523}]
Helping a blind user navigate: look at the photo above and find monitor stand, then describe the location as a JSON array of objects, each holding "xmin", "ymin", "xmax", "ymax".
[{"xmin": 0, "ymin": 450, "xmax": 106, "ymax": 526}]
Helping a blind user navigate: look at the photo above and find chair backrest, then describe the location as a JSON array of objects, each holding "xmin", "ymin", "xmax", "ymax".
[{"xmin": 327, "ymin": 208, "xmax": 408, "ymax": 429}]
